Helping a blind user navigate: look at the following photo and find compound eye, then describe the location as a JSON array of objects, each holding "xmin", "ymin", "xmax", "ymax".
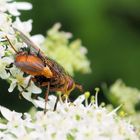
[{"xmin": 67, "ymin": 80, "xmax": 74, "ymax": 91}]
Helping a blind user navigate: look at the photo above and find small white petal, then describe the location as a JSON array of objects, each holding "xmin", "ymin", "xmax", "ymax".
[
  {"xmin": 21, "ymin": 91, "xmax": 40, "ymax": 108},
  {"xmin": 13, "ymin": 17, "xmax": 33, "ymax": 34},
  {"xmin": 32, "ymin": 87, "xmax": 42, "ymax": 94},
  {"xmin": 0, "ymin": 124, "xmax": 7, "ymax": 129},
  {"xmin": 33, "ymin": 99, "xmax": 45, "ymax": 109},
  {"xmin": 31, "ymin": 34, "xmax": 45, "ymax": 45},
  {"xmin": 74, "ymin": 94, "xmax": 85, "ymax": 105},
  {"xmin": 0, "ymin": 70, "xmax": 10, "ymax": 79},
  {"xmin": 32, "ymin": 96, "xmax": 55, "ymax": 110},
  {"xmin": 9, "ymin": 8, "xmax": 20, "ymax": 16},
  {"xmin": 10, "ymin": 66, "xmax": 23, "ymax": 77},
  {"xmin": 16, "ymin": 2, "xmax": 32, "ymax": 10},
  {"xmin": 0, "ymin": 106, "xmax": 22, "ymax": 121},
  {"xmin": 2, "ymin": 57, "xmax": 14, "ymax": 64},
  {"xmin": 8, "ymin": 80, "xmax": 17, "ymax": 92},
  {"xmin": 27, "ymin": 82, "xmax": 42, "ymax": 94},
  {"xmin": 0, "ymin": 46, "xmax": 6, "ymax": 57},
  {"xmin": 21, "ymin": 91, "xmax": 32, "ymax": 102}
]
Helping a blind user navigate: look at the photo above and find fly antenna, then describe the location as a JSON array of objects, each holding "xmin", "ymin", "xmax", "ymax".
[
  {"xmin": 5, "ymin": 36, "xmax": 18, "ymax": 54},
  {"xmin": 75, "ymin": 84, "xmax": 83, "ymax": 92}
]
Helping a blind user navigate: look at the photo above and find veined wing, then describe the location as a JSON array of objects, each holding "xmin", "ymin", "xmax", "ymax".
[{"xmin": 13, "ymin": 27, "xmax": 45, "ymax": 58}]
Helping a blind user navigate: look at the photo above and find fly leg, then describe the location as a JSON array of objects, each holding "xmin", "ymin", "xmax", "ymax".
[
  {"xmin": 5, "ymin": 36, "xmax": 18, "ymax": 53},
  {"xmin": 44, "ymin": 82, "xmax": 50, "ymax": 114},
  {"xmin": 53, "ymin": 95, "xmax": 59, "ymax": 111},
  {"xmin": 53, "ymin": 93, "xmax": 70, "ymax": 111},
  {"xmin": 37, "ymin": 49, "xmax": 45, "ymax": 61},
  {"xmin": 37, "ymin": 49, "xmax": 41, "ymax": 56}
]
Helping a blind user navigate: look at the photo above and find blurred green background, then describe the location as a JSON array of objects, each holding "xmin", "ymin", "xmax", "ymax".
[{"xmin": 1, "ymin": 0, "xmax": 140, "ymax": 111}]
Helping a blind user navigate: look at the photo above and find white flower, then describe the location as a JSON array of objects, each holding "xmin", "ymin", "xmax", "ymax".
[
  {"xmin": 20, "ymin": 82, "xmax": 42, "ymax": 107},
  {"xmin": 7, "ymin": 65, "xmax": 42, "ymax": 107},
  {"xmin": 0, "ymin": 56, "xmax": 13, "ymax": 79},
  {"xmin": 31, "ymin": 34, "xmax": 45, "ymax": 46},
  {"xmin": 8, "ymin": 66, "xmax": 28, "ymax": 92},
  {"xmin": 0, "ymin": 94, "xmax": 139, "ymax": 140},
  {"xmin": 0, "ymin": 45, "xmax": 6, "ymax": 57},
  {"xmin": 48, "ymin": 23, "xmax": 72, "ymax": 41},
  {"xmin": 0, "ymin": 105, "xmax": 34, "ymax": 138},
  {"xmin": 26, "ymin": 81, "xmax": 42, "ymax": 94},
  {"xmin": 0, "ymin": 13, "xmax": 14, "ymax": 36},
  {"xmin": 0, "ymin": 0, "xmax": 32, "ymax": 16},
  {"xmin": 13, "ymin": 17, "xmax": 33, "ymax": 34},
  {"xmin": 109, "ymin": 79, "xmax": 140, "ymax": 114},
  {"xmin": 8, "ymin": 66, "xmax": 42, "ymax": 95},
  {"xmin": 0, "ymin": 1, "xmax": 42, "ymax": 105}
]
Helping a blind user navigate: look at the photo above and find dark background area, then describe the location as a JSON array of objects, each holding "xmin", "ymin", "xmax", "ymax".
[{"xmin": 0, "ymin": 0, "xmax": 140, "ymax": 112}]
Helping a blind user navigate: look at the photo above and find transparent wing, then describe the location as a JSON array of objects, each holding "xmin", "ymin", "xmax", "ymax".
[{"xmin": 13, "ymin": 27, "xmax": 45, "ymax": 57}]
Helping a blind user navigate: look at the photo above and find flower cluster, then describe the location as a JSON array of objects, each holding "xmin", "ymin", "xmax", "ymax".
[
  {"xmin": 0, "ymin": 93, "xmax": 139, "ymax": 140},
  {"xmin": 0, "ymin": 0, "xmax": 32, "ymax": 16},
  {"xmin": 106, "ymin": 79, "xmax": 140, "ymax": 137},
  {"xmin": 0, "ymin": 0, "xmax": 42, "ymax": 103},
  {"xmin": 42, "ymin": 23, "xmax": 91, "ymax": 76},
  {"xmin": 108, "ymin": 79, "xmax": 140, "ymax": 114}
]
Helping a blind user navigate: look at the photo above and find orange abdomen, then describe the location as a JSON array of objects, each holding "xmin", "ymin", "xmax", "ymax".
[{"xmin": 15, "ymin": 53, "xmax": 53, "ymax": 78}]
